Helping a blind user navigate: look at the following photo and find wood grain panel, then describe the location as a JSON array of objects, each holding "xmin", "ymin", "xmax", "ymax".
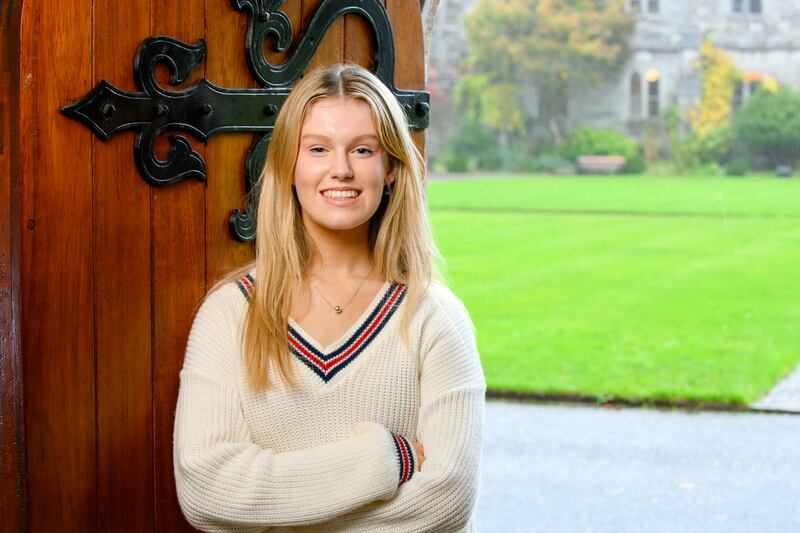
[
  {"xmin": 93, "ymin": 1, "xmax": 154, "ymax": 530},
  {"xmin": 386, "ymin": 0, "xmax": 426, "ymax": 159},
  {"xmin": 19, "ymin": 0, "xmax": 97, "ymax": 529},
  {"xmin": 0, "ymin": 1, "xmax": 27, "ymax": 529},
  {"xmin": 302, "ymin": 0, "xmax": 344, "ymax": 73},
  {"xmin": 344, "ymin": 10, "xmax": 376, "ymax": 69},
  {"xmin": 204, "ymin": 0, "xmax": 256, "ymax": 288},
  {"xmin": 150, "ymin": 0, "xmax": 206, "ymax": 530}
]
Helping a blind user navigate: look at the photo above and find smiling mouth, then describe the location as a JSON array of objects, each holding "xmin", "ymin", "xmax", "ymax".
[{"xmin": 321, "ymin": 189, "xmax": 360, "ymax": 199}]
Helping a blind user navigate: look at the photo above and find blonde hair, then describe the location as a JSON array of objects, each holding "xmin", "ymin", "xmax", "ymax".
[{"xmin": 211, "ymin": 64, "xmax": 441, "ymax": 391}]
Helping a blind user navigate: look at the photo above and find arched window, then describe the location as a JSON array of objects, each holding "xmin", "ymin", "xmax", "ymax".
[
  {"xmin": 645, "ymin": 68, "xmax": 660, "ymax": 117},
  {"xmin": 630, "ymin": 73, "xmax": 642, "ymax": 118},
  {"xmin": 648, "ymin": 80, "xmax": 659, "ymax": 116}
]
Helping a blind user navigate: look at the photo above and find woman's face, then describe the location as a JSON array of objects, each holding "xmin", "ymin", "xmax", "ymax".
[{"xmin": 293, "ymin": 96, "xmax": 394, "ymax": 238}]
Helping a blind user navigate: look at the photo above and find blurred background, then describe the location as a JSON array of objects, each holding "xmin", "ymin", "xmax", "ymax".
[{"xmin": 423, "ymin": 0, "xmax": 800, "ymax": 408}]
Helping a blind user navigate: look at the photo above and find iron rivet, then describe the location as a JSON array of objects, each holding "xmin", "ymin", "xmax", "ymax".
[
  {"xmin": 27, "ymin": 219, "xmax": 35, "ymax": 230},
  {"xmin": 415, "ymin": 102, "xmax": 429, "ymax": 116},
  {"xmin": 259, "ymin": 10, "xmax": 270, "ymax": 22},
  {"xmin": 156, "ymin": 103, "xmax": 169, "ymax": 116},
  {"xmin": 202, "ymin": 104, "xmax": 213, "ymax": 116},
  {"xmin": 264, "ymin": 104, "xmax": 277, "ymax": 116},
  {"xmin": 101, "ymin": 103, "xmax": 116, "ymax": 119}
]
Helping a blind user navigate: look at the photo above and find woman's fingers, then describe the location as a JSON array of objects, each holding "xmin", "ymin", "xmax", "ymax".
[{"xmin": 411, "ymin": 441, "xmax": 425, "ymax": 469}]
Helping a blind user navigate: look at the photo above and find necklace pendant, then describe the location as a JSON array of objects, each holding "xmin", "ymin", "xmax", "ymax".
[{"xmin": 334, "ymin": 305, "xmax": 343, "ymax": 314}]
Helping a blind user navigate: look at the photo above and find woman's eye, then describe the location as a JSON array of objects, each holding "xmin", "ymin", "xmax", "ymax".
[
  {"xmin": 354, "ymin": 147, "xmax": 373, "ymax": 155},
  {"xmin": 310, "ymin": 147, "xmax": 327, "ymax": 153}
]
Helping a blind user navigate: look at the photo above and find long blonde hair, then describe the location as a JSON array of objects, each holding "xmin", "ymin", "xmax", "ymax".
[{"xmin": 212, "ymin": 63, "xmax": 441, "ymax": 391}]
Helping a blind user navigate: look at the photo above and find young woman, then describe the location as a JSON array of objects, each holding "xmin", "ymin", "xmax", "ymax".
[{"xmin": 173, "ymin": 64, "xmax": 486, "ymax": 532}]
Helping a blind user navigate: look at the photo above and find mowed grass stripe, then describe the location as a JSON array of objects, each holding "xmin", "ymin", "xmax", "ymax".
[
  {"xmin": 428, "ymin": 176, "xmax": 800, "ymax": 217},
  {"xmin": 433, "ymin": 205, "xmax": 800, "ymax": 220},
  {"xmin": 430, "ymin": 197, "xmax": 800, "ymax": 405}
]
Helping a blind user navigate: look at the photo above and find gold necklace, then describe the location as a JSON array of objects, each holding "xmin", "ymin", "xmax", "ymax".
[{"xmin": 312, "ymin": 262, "xmax": 375, "ymax": 314}]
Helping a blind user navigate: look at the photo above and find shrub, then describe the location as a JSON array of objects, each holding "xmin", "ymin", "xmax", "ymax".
[
  {"xmin": 696, "ymin": 123, "xmax": 735, "ymax": 164},
  {"xmin": 725, "ymin": 159, "xmax": 750, "ymax": 176},
  {"xmin": 562, "ymin": 127, "xmax": 644, "ymax": 173},
  {"xmin": 439, "ymin": 118, "xmax": 502, "ymax": 172},
  {"xmin": 622, "ymin": 152, "xmax": 647, "ymax": 174},
  {"xmin": 497, "ymin": 145, "xmax": 539, "ymax": 172},
  {"xmin": 735, "ymin": 87, "xmax": 800, "ymax": 167},
  {"xmin": 532, "ymin": 153, "xmax": 574, "ymax": 174}
]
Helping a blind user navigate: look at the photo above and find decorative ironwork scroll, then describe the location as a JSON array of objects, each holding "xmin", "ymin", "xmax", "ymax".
[{"xmin": 61, "ymin": 0, "xmax": 430, "ymax": 242}]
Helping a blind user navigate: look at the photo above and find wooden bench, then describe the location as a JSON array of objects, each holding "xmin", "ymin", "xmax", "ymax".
[{"xmin": 577, "ymin": 155, "xmax": 626, "ymax": 174}]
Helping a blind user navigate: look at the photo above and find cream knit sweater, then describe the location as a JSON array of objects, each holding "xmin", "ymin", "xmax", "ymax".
[{"xmin": 173, "ymin": 272, "xmax": 486, "ymax": 532}]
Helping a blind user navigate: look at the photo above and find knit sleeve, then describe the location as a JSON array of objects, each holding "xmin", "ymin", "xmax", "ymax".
[
  {"xmin": 173, "ymin": 288, "xmax": 405, "ymax": 532},
  {"xmin": 305, "ymin": 286, "xmax": 487, "ymax": 532}
]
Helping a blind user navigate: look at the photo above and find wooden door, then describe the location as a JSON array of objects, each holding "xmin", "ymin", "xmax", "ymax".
[{"xmin": 0, "ymin": 1, "xmax": 427, "ymax": 530}]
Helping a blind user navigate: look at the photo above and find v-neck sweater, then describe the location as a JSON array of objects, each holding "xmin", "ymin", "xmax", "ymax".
[{"xmin": 173, "ymin": 272, "xmax": 487, "ymax": 532}]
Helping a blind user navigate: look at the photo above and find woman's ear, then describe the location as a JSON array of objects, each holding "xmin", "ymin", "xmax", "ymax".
[{"xmin": 386, "ymin": 158, "xmax": 397, "ymax": 185}]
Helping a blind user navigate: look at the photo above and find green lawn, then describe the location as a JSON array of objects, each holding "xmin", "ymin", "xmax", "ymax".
[{"xmin": 428, "ymin": 176, "xmax": 800, "ymax": 405}]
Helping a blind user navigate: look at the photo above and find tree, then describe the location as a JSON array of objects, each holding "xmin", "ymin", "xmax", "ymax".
[
  {"xmin": 736, "ymin": 87, "xmax": 800, "ymax": 167},
  {"xmin": 462, "ymin": 0, "xmax": 634, "ymax": 147},
  {"xmin": 688, "ymin": 39, "xmax": 741, "ymax": 140}
]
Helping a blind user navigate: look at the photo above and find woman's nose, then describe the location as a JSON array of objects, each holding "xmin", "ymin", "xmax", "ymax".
[{"xmin": 332, "ymin": 151, "xmax": 353, "ymax": 179}]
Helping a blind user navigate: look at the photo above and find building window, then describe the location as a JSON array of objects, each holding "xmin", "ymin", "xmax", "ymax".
[
  {"xmin": 631, "ymin": 73, "xmax": 642, "ymax": 118},
  {"xmin": 630, "ymin": 0, "xmax": 642, "ymax": 13},
  {"xmin": 645, "ymin": 69, "xmax": 660, "ymax": 117},
  {"xmin": 648, "ymin": 0, "xmax": 660, "ymax": 13},
  {"xmin": 648, "ymin": 80, "xmax": 659, "ymax": 116},
  {"xmin": 733, "ymin": 0, "xmax": 762, "ymax": 13}
]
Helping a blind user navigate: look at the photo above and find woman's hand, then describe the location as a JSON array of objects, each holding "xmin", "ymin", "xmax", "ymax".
[{"xmin": 411, "ymin": 441, "xmax": 425, "ymax": 470}]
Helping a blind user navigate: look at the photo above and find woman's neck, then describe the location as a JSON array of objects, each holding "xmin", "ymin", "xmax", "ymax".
[{"xmin": 304, "ymin": 223, "xmax": 374, "ymax": 280}]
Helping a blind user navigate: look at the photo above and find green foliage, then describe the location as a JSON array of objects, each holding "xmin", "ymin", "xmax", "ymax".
[
  {"xmin": 453, "ymin": 74, "xmax": 526, "ymax": 136},
  {"xmin": 532, "ymin": 153, "xmax": 574, "ymax": 174},
  {"xmin": 622, "ymin": 152, "xmax": 647, "ymax": 174},
  {"xmin": 562, "ymin": 127, "xmax": 644, "ymax": 173},
  {"xmin": 697, "ymin": 123, "xmax": 735, "ymax": 163},
  {"xmin": 496, "ymin": 145, "xmax": 541, "ymax": 172},
  {"xmin": 463, "ymin": 0, "xmax": 635, "ymax": 145},
  {"xmin": 689, "ymin": 39, "xmax": 741, "ymax": 139},
  {"xmin": 725, "ymin": 159, "xmax": 750, "ymax": 176},
  {"xmin": 439, "ymin": 118, "xmax": 502, "ymax": 172},
  {"xmin": 735, "ymin": 87, "xmax": 800, "ymax": 167},
  {"xmin": 665, "ymin": 102, "xmax": 735, "ymax": 171}
]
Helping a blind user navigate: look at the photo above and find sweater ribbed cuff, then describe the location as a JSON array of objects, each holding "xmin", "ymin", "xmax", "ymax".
[{"xmin": 390, "ymin": 433, "xmax": 417, "ymax": 486}]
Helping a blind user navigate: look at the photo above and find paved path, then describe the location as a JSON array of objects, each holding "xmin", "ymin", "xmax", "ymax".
[
  {"xmin": 752, "ymin": 365, "xmax": 800, "ymax": 412},
  {"xmin": 475, "ymin": 400, "xmax": 800, "ymax": 532}
]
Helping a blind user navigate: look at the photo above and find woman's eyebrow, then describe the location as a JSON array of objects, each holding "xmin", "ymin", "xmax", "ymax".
[{"xmin": 300, "ymin": 133, "xmax": 380, "ymax": 143}]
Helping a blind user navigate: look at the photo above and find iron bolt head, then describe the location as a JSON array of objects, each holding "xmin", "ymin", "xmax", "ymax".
[
  {"xmin": 415, "ymin": 102, "xmax": 429, "ymax": 117},
  {"xmin": 259, "ymin": 10, "xmax": 270, "ymax": 22},
  {"xmin": 202, "ymin": 104, "xmax": 213, "ymax": 116},
  {"xmin": 264, "ymin": 104, "xmax": 278, "ymax": 117},
  {"xmin": 156, "ymin": 103, "xmax": 169, "ymax": 116},
  {"xmin": 101, "ymin": 103, "xmax": 116, "ymax": 119}
]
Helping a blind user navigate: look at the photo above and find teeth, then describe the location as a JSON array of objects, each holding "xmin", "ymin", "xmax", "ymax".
[{"xmin": 322, "ymin": 190, "xmax": 359, "ymax": 199}]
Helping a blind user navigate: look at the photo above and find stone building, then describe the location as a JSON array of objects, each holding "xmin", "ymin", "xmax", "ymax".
[{"xmin": 427, "ymin": 0, "xmax": 800, "ymax": 158}]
